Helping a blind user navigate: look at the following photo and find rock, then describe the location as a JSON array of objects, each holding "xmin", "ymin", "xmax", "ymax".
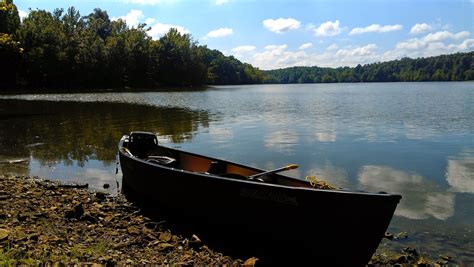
[
  {"xmin": 0, "ymin": 228, "xmax": 10, "ymax": 241},
  {"xmin": 95, "ymin": 192, "xmax": 107, "ymax": 201},
  {"xmin": 437, "ymin": 259, "xmax": 449, "ymax": 265},
  {"xmin": 65, "ymin": 203, "xmax": 84, "ymax": 219},
  {"xmin": 82, "ymin": 212, "xmax": 99, "ymax": 224},
  {"xmin": 383, "ymin": 232, "xmax": 394, "ymax": 240},
  {"xmin": 243, "ymin": 257, "xmax": 259, "ymax": 266},
  {"xmin": 392, "ymin": 254, "xmax": 408, "ymax": 264},
  {"xmin": 158, "ymin": 243, "xmax": 174, "ymax": 251},
  {"xmin": 127, "ymin": 226, "xmax": 141, "ymax": 235},
  {"xmin": 159, "ymin": 231, "xmax": 172, "ymax": 242},
  {"xmin": 103, "ymin": 183, "xmax": 110, "ymax": 189},
  {"xmin": 189, "ymin": 234, "xmax": 202, "ymax": 249},
  {"xmin": 402, "ymin": 247, "xmax": 419, "ymax": 258},
  {"xmin": 395, "ymin": 231, "xmax": 408, "ymax": 239},
  {"xmin": 439, "ymin": 255, "xmax": 452, "ymax": 261}
]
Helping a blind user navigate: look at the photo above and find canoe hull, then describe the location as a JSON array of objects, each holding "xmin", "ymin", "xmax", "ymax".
[{"xmin": 119, "ymin": 138, "xmax": 400, "ymax": 266}]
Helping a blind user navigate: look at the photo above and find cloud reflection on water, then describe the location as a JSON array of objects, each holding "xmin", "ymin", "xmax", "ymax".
[
  {"xmin": 446, "ymin": 149, "xmax": 474, "ymax": 193},
  {"xmin": 264, "ymin": 130, "xmax": 298, "ymax": 153},
  {"xmin": 358, "ymin": 165, "xmax": 454, "ymax": 220}
]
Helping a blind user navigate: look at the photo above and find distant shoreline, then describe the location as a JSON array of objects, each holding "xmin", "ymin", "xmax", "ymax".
[{"xmin": 1, "ymin": 80, "xmax": 473, "ymax": 96}]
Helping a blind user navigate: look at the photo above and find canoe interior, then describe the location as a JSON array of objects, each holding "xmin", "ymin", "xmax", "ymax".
[{"xmin": 123, "ymin": 131, "xmax": 312, "ymax": 188}]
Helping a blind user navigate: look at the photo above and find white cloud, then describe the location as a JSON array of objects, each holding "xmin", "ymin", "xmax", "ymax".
[
  {"xmin": 264, "ymin": 44, "xmax": 287, "ymax": 50},
  {"xmin": 148, "ymin": 22, "xmax": 190, "ymax": 39},
  {"xmin": 263, "ymin": 18, "xmax": 301, "ymax": 33},
  {"xmin": 410, "ymin": 23, "xmax": 432, "ymax": 34},
  {"xmin": 423, "ymin": 30, "xmax": 470, "ymax": 42},
  {"xmin": 251, "ymin": 44, "xmax": 307, "ymax": 69},
  {"xmin": 113, "ymin": 9, "xmax": 144, "ymax": 27},
  {"xmin": 335, "ymin": 44, "xmax": 378, "ymax": 57},
  {"xmin": 124, "ymin": 0, "xmax": 162, "ymax": 5},
  {"xmin": 230, "ymin": 28, "xmax": 472, "ymax": 70},
  {"xmin": 326, "ymin": 43, "xmax": 338, "ymax": 50},
  {"xmin": 18, "ymin": 9, "xmax": 28, "ymax": 21},
  {"xmin": 299, "ymin": 43, "xmax": 313, "ymax": 50},
  {"xmin": 205, "ymin": 27, "xmax": 233, "ymax": 38},
  {"xmin": 349, "ymin": 24, "xmax": 402, "ymax": 35},
  {"xmin": 216, "ymin": 0, "xmax": 229, "ymax": 5},
  {"xmin": 313, "ymin": 20, "xmax": 342, "ymax": 37},
  {"xmin": 145, "ymin": 18, "xmax": 155, "ymax": 25},
  {"xmin": 231, "ymin": 45, "xmax": 256, "ymax": 53},
  {"xmin": 392, "ymin": 30, "xmax": 472, "ymax": 59},
  {"xmin": 384, "ymin": 32, "xmax": 474, "ymax": 62}
]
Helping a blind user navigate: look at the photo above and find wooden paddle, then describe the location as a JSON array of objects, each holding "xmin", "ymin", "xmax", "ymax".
[{"xmin": 248, "ymin": 164, "xmax": 299, "ymax": 181}]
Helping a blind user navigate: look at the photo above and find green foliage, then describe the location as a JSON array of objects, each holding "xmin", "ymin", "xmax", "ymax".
[
  {"xmin": 0, "ymin": 0, "xmax": 20, "ymax": 34},
  {"xmin": 264, "ymin": 52, "xmax": 474, "ymax": 83},
  {"xmin": 0, "ymin": 1, "xmax": 264, "ymax": 90},
  {"xmin": 0, "ymin": 33, "xmax": 21, "ymax": 87}
]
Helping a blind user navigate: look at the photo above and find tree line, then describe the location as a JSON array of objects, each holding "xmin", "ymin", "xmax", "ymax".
[
  {"xmin": 0, "ymin": 0, "xmax": 265, "ymax": 90},
  {"xmin": 1, "ymin": 0, "xmax": 473, "ymax": 91},
  {"xmin": 263, "ymin": 52, "xmax": 474, "ymax": 84}
]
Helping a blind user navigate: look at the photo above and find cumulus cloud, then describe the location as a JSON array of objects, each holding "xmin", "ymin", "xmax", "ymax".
[
  {"xmin": 230, "ymin": 27, "xmax": 472, "ymax": 70},
  {"xmin": 389, "ymin": 30, "xmax": 473, "ymax": 60},
  {"xmin": 145, "ymin": 18, "xmax": 156, "ymax": 25},
  {"xmin": 313, "ymin": 20, "xmax": 342, "ymax": 37},
  {"xmin": 335, "ymin": 44, "xmax": 378, "ymax": 57},
  {"xmin": 299, "ymin": 43, "xmax": 313, "ymax": 50},
  {"xmin": 424, "ymin": 30, "xmax": 470, "ymax": 42},
  {"xmin": 410, "ymin": 23, "xmax": 432, "ymax": 34},
  {"xmin": 232, "ymin": 43, "xmax": 382, "ymax": 70},
  {"xmin": 263, "ymin": 18, "xmax": 301, "ymax": 33},
  {"xmin": 264, "ymin": 44, "xmax": 287, "ymax": 50},
  {"xmin": 205, "ymin": 27, "xmax": 233, "ymax": 38},
  {"xmin": 216, "ymin": 0, "xmax": 229, "ymax": 5},
  {"xmin": 148, "ymin": 22, "xmax": 190, "ymax": 39},
  {"xmin": 326, "ymin": 43, "xmax": 338, "ymax": 51},
  {"xmin": 349, "ymin": 24, "xmax": 402, "ymax": 35},
  {"xmin": 231, "ymin": 45, "xmax": 256, "ymax": 53},
  {"xmin": 252, "ymin": 44, "xmax": 307, "ymax": 69},
  {"xmin": 113, "ymin": 9, "xmax": 144, "ymax": 27}
]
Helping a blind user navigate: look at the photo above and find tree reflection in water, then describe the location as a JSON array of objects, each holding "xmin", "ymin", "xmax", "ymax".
[{"xmin": 0, "ymin": 99, "xmax": 212, "ymax": 168}]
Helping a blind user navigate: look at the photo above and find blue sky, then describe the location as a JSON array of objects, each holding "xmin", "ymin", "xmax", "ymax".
[{"xmin": 15, "ymin": 0, "xmax": 474, "ymax": 70}]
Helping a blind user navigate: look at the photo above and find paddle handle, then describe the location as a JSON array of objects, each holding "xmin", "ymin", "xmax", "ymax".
[{"xmin": 248, "ymin": 164, "xmax": 298, "ymax": 180}]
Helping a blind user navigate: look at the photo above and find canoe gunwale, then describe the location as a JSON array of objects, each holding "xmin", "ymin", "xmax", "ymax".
[{"xmin": 118, "ymin": 134, "xmax": 401, "ymax": 200}]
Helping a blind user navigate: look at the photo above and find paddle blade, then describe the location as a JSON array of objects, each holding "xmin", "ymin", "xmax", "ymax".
[{"xmin": 286, "ymin": 164, "xmax": 299, "ymax": 170}]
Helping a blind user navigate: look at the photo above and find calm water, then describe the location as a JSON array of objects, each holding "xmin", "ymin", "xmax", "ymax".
[{"xmin": 1, "ymin": 82, "xmax": 473, "ymax": 263}]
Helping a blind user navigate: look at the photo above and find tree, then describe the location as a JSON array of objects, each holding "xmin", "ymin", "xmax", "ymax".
[{"xmin": 0, "ymin": 0, "xmax": 20, "ymax": 34}]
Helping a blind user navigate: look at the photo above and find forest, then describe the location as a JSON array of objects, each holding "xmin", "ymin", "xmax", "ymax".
[
  {"xmin": 263, "ymin": 52, "xmax": 474, "ymax": 84},
  {"xmin": 0, "ymin": 0, "xmax": 265, "ymax": 90},
  {"xmin": 0, "ymin": 0, "xmax": 473, "ymax": 90}
]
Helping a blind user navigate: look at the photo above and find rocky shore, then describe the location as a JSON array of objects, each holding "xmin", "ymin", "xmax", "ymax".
[
  {"xmin": 0, "ymin": 174, "xmax": 253, "ymax": 265},
  {"xmin": 0, "ymin": 174, "xmax": 449, "ymax": 266}
]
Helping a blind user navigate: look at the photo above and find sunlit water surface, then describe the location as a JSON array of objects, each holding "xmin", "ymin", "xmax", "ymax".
[{"xmin": 1, "ymin": 82, "xmax": 473, "ymax": 263}]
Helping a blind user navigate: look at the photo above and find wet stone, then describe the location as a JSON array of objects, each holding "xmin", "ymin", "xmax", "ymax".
[{"xmin": 0, "ymin": 228, "xmax": 9, "ymax": 241}]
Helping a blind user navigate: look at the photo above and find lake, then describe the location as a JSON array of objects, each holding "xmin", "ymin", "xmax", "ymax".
[{"xmin": 1, "ymin": 82, "xmax": 473, "ymax": 263}]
